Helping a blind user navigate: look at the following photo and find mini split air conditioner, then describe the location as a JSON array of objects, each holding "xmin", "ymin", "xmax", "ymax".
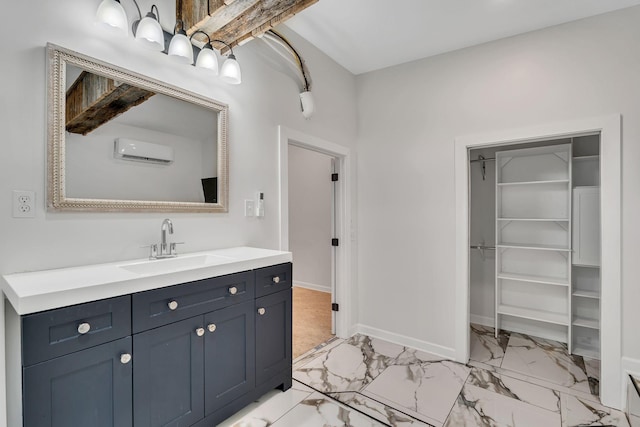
[{"xmin": 114, "ymin": 138, "xmax": 174, "ymax": 165}]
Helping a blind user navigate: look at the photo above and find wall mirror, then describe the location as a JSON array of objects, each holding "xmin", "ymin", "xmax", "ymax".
[{"xmin": 47, "ymin": 44, "xmax": 228, "ymax": 212}]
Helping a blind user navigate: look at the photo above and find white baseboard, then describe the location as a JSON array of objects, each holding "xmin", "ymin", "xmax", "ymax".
[
  {"xmin": 353, "ymin": 324, "xmax": 456, "ymax": 360},
  {"xmin": 622, "ymin": 357, "xmax": 640, "ymax": 411},
  {"xmin": 470, "ymin": 314, "xmax": 493, "ymax": 328},
  {"xmin": 293, "ymin": 281, "xmax": 331, "ymax": 293}
]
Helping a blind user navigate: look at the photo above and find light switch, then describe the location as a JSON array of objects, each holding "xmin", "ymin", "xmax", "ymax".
[{"xmin": 244, "ymin": 200, "xmax": 255, "ymax": 217}]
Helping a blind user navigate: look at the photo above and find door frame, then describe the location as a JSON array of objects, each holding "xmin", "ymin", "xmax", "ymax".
[
  {"xmin": 454, "ymin": 115, "xmax": 622, "ymax": 408},
  {"xmin": 278, "ymin": 126, "xmax": 352, "ymax": 339}
]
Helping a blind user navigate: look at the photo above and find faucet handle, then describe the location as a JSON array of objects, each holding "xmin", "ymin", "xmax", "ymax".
[
  {"xmin": 170, "ymin": 242, "xmax": 185, "ymax": 255},
  {"xmin": 147, "ymin": 244, "xmax": 158, "ymax": 259}
]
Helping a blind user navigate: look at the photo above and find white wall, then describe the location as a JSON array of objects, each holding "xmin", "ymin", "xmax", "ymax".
[
  {"xmin": 356, "ymin": 6, "xmax": 640, "ymax": 358},
  {"xmin": 0, "ymin": 1, "xmax": 357, "ymax": 423},
  {"xmin": 288, "ymin": 145, "xmax": 332, "ymax": 292}
]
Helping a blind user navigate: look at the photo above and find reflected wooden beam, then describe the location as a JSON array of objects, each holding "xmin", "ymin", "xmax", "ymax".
[{"xmin": 65, "ymin": 72, "xmax": 155, "ymax": 136}]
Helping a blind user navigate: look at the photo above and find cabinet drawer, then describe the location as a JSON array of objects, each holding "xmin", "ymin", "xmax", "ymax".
[
  {"xmin": 132, "ymin": 271, "xmax": 254, "ymax": 333},
  {"xmin": 255, "ymin": 263, "xmax": 292, "ymax": 297},
  {"xmin": 22, "ymin": 295, "xmax": 131, "ymax": 367}
]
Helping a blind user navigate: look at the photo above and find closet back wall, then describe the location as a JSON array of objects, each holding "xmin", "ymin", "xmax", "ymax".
[
  {"xmin": 356, "ymin": 6, "xmax": 640, "ymax": 361},
  {"xmin": 0, "ymin": 2, "xmax": 357, "ymax": 424}
]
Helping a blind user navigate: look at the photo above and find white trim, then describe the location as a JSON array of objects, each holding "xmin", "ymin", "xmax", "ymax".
[
  {"xmin": 278, "ymin": 126, "xmax": 352, "ymax": 339},
  {"xmin": 623, "ymin": 357, "xmax": 640, "ymax": 406},
  {"xmin": 470, "ymin": 314, "xmax": 494, "ymax": 328},
  {"xmin": 454, "ymin": 115, "xmax": 622, "ymax": 408},
  {"xmin": 293, "ymin": 281, "xmax": 331, "ymax": 293},
  {"xmin": 354, "ymin": 324, "xmax": 457, "ymax": 360}
]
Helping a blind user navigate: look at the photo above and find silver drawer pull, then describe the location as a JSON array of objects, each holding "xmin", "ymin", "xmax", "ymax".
[
  {"xmin": 77, "ymin": 323, "xmax": 91, "ymax": 335},
  {"xmin": 258, "ymin": 307, "xmax": 266, "ymax": 316},
  {"xmin": 228, "ymin": 286, "xmax": 238, "ymax": 295},
  {"xmin": 120, "ymin": 353, "xmax": 132, "ymax": 364},
  {"xmin": 196, "ymin": 328, "xmax": 205, "ymax": 337},
  {"xmin": 168, "ymin": 300, "xmax": 179, "ymax": 311},
  {"xmin": 208, "ymin": 324, "xmax": 217, "ymax": 333},
  {"xmin": 272, "ymin": 276, "xmax": 281, "ymax": 284}
]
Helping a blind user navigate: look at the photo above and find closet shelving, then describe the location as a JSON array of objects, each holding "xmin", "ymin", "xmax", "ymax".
[
  {"xmin": 495, "ymin": 144, "xmax": 572, "ymax": 343},
  {"xmin": 571, "ymin": 139, "xmax": 601, "ymax": 359}
]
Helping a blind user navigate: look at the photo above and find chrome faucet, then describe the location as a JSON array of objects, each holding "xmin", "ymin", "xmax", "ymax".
[{"xmin": 148, "ymin": 219, "xmax": 183, "ymax": 259}]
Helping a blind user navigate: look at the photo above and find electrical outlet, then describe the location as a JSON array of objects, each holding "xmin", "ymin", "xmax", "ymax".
[
  {"xmin": 244, "ymin": 199, "xmax": 255, "ymax": 217},
  {"xmin": 13, "ymin": 190, "xmax": 35, "ymax": 218}
]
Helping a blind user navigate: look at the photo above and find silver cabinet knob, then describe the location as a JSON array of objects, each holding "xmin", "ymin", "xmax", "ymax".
[
  {"xmin": 272, "ymin": 276, "xmax": 281, "ymax": 284},
  {"xmin": 258, "ymin": 307, "xmax": 266, "ymax": 316},
  {"xmin": 77, "ymin": 322, "xmax": 91, "ymax": 335},
  {"xmin": 196, "ymin": 328, "xmax": 205, "ymax": 337},
  {"xmin": 228, "ymin": 286, "xmax": 238, "ymax": 295},
  {"xmin": 120, "ymin": 353, "xmax": 132, "ymax": 364},
  {"xmin": 207, "ymin": 324, "xmax": 217, "ymax": 333},
  {"xmin": 168, "ymin": 300, "xmax": 178, "ymax": 311}
]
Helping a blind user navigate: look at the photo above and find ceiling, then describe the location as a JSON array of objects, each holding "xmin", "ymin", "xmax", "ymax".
[{"xmin": 284, "ymin": 0, "xmax": 640, "ymax": 75}]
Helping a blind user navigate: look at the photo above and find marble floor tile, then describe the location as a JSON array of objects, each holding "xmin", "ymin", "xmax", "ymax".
[
  {"xmin": 293, "ymin": 337, "xmax": 345, "ymax": 370},
  {"xmin": 293, "ymin": 336, "xmax": 396, "ymax": 393},
  {"xmin": 583, "ymin": 357, "xmax": 600, "ymax": 396},
  {"xmin": 329, "ymin": 392, "xmax": 434, "ymax": 427},
  {"xmin": 218, "ymin": 380, "xmax": 315, "ymax": 427},
  {"xmin": 467, "ymin": 367, "xmax": 561, "ymax": 413},
  {"xmin": 501, "ymin": 333, "xmax": 591, "ymax": 394},
  {"xmin": 560, "ymin": 393, "xmax": 630, "ymax": 427},
  {"xmin": 443, "ymin": 384, "xmax": 561, "ymax": 427},
  {"xmin": 362, "ymin": 361, "xmax": 470, "ymax": 426},
  {"xmin": 469, "ymin": 324, "xmax": 510, "ymax": 367},
  {"xmin": 270, "ymin": 392, "xmax": 387, "ymax": 427},
  {"xmin": 467, "ymin": 359, "xmax": 600, "ymax": 404}
]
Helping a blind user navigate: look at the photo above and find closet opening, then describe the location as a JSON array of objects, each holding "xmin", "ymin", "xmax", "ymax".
[{"xmin": 468, "ymin": 135, "xmax": 602, "ymax": 398}]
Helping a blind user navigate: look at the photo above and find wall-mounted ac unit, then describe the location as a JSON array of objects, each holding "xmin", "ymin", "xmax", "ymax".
[{"xmin": 114, "ymin": 138, "xmax": 174, "ymax": 165}]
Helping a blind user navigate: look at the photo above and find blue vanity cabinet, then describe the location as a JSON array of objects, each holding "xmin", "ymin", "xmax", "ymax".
[{"xmin": 255, "ymin": 289, "xmax": 292, "ymax": 386}]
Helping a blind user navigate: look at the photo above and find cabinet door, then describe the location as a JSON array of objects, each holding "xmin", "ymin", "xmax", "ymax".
[
  {"xmin": 23, "ymin": 337, "xmax": 132, "ymax": 427},
  {"xmin": 255, "ymin": 289, "xmax": 292, "ymax": 386},
  {"xmin": 573, "ymin": 187, "xmax": 600, "ymax": 266},
  {"xmin": 133, "ymin": 317, "xmax": 204, "ymax": 427},
  {"xmin": 204, "ymin": 300, "xmax": 255, "ymax": 415}
]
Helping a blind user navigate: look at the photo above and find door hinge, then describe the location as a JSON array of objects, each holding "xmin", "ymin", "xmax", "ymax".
[
  {"xmin": 331, "ymin": 238, "xmax": 339, "ymax": 247},
  {"xmin": 332, "ymin": 303, "xmax": 339, "ymax": 312},
  {"xmin": 331, "ymin": 173, "xmax": 339, "ymax": 182}
]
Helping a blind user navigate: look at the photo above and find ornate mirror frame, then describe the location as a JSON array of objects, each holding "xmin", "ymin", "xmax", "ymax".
[{"xmin": 46, "ymin": 43, "xmax": 229, "ymax": 212}]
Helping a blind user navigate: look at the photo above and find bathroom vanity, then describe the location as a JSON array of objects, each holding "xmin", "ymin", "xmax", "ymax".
[{"xmin": 2, "ymin": 247, "xmax": 292, "ymax": 427}]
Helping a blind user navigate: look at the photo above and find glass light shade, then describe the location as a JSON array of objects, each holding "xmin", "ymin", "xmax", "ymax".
[
  {"xmin": 135, "ymin": 13, "xmax": 164, "ymax": 51},
  {"xmin": 300, "ymin": 91, "xmax": 315, "ymax": 119},
  {"xmin": 96, "ymin": 0, "xmax": 128, "ymax": 36},
  {"xmin": 220, "ymin": 54, "xmax": 242, "ymax": 85},
  {"xmin": 168, "ymin": 32, "xmax": 194, "ymax": 64},
  {"xmin": 195, "ymin": 46, "xmax": 219, "ymax": 74}
]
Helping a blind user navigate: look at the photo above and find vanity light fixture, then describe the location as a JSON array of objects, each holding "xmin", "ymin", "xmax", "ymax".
[
  {"xmin": 95, "ymin": 1, "xmax": 242, "ymax": 84},
  {"xmin": 168, "ymin": 20, "xmax": 194, "ymax": 64}
]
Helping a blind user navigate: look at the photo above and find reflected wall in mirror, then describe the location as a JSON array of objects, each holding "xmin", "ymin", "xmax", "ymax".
[{"xmin": 47, "ymin": 43, "xmax": 229, "ymax": 212}]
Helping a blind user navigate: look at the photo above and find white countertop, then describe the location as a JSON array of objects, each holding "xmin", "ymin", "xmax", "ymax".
[{"xmin": 1, "ymin": 246, "xmax": 292, "ymax": 315}]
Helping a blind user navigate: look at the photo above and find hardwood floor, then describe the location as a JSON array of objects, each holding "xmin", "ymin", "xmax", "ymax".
[{"xmin": 292, "ymin": 287, "xmax": 334, "ymax": 358}]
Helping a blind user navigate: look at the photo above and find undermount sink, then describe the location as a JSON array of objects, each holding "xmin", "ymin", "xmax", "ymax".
[{"xmin": 119, "ymin": 254, "xmax": 233, "ymax": 275}]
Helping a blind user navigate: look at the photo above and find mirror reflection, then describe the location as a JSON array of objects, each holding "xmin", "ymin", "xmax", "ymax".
[{"xmin": 64, "ymin": 65, "xmax": 218, "ymax": 204}]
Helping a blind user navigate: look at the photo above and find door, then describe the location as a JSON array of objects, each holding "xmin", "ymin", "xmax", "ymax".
[
  {"xmin": 23, "ymin": 337, "xmax": 133, "ymax": 427},
  {"xmin": 204, "ymin": 300, "xmax": 255, "ymax": 415},
  {"xmin": 255, "ymin": 290, "xmax": 292, "ymax": 386},
  {"xmin": 133, "ymin": 317, "xmax": 204, "ymax": 427}
]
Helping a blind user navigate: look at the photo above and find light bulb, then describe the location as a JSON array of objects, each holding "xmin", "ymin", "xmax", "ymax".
[
  {"xmin": 135, "ymin": 12, "xmax": 164, "ymax": 51},
  {"xmin": 220, "ymin": 54, "xmax": 242, "ymax": 85},
  {"xmin": 168, "ymin": 31, "xmax": 194, "ymax": 64},
  {"xmin": 195, "ymin": 45, "xmax": 219, "ymax": 74}
]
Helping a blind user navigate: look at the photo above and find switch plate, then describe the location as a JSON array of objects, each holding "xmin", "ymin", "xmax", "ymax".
[
  {"xmin": 13, "ymin": 190, "xmax": 35, "ymax": 218},
  {"xmin": 244, "ymin": 200, "xmax": 255, "ymax": 217}
]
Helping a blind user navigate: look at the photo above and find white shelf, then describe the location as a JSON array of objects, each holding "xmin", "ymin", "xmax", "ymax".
[
  {"xmin": 573, "ymin": 317, "xmax": 600, "ymax": 329},
  {"xmin": 573, "ymin": 155, "xmax": 599, "ymax": 161},
  {"xmin": 498, "ymin": 272, "xmax": 569, "ymax": 287},
  {"xmin": 572, "ymin": 290, "xmax": 600, "ymax": 299},
  {"xmin": 497, "ymin": 243, "xmax": 571, "ymax": 252},
  {"xmin": 497, "ymin": 218, "xmax": 570, "ymax": 222},
  {"xmin": 498, "ymin": 179, "xmax": 570, "ymax": 187},
  {"xmin": 497, "ymin": 304, "xmax": 569, "ymax": 326}
]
